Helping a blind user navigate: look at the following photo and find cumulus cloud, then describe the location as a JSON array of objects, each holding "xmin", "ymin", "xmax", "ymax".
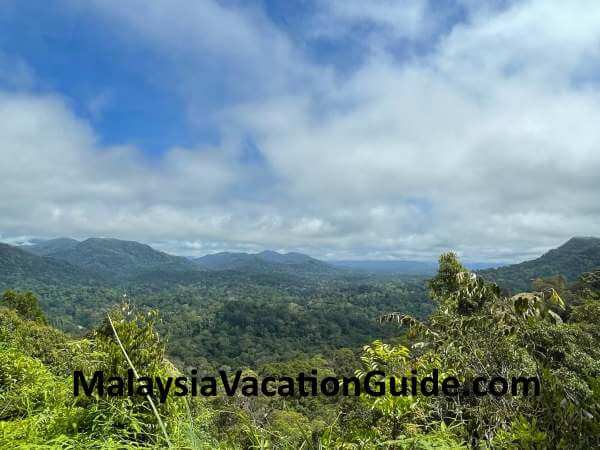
[
  {"xmin": 232, "ymin": 0, "xmax": 600, "ymax": 259},
  {"xmin": 0, "ymin": 91, "xmax": 240, "ymax": 240},
  {"xmin": 1, "ymin": 0, "xmax": 600, "ymax": 261}
]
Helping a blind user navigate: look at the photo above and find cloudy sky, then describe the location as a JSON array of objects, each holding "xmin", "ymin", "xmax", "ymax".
[{"xmin": 1, "ymin": 0, "xmax": 599, "ymax": 262}]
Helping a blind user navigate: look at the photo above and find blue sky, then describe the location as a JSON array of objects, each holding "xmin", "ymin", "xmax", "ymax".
[
  {"xmin": 1, "ymin": 0, "xmax": 472, "ymax": 152},
  {"xmin": 1, "ymin": 0, "xmax": 599, "ymax": 261},
  {"xmin": 2, "ymin": 3, "xmax": 202, "ymax": 151}
]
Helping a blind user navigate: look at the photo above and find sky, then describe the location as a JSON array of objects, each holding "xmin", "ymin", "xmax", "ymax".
[{"xmin": 1, "ymin": 0, "xmax": 599, "ymax": 262}]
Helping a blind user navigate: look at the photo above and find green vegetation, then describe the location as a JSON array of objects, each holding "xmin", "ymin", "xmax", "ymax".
[
  {"xmin": 194, "ymin": 249, "xmax": 338, "ymax": 276},
  {"xmin": 1, "ymin": 251, "xmax": 599, "ymax": 448},
  {"xmin": 479, "ymin": 236, "xmax": 600, "ymax": 292},
  {"xmin": 0, "ymin": 243, "xmax": 99, "ymax": 287},
  {"xmin": 1, "ymin": 238, "xmax": 432, "ymax": 368},
  {"xmin": 0, "ymin": 267, "xmax": 432, "ymax": 369},
  {"xmin": 1, "ymin": 290, "xmax": 47, "ymax": 324},
  {"xmin": 21, "ymin": 237, "xmax": 198, "ymax": 280},
  {"xmin": 152, "ymin": 278, "xmax": 429, "ymax": 369}
]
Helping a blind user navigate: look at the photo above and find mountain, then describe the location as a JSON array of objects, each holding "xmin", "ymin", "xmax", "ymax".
[
  {"xmin": 195, "ymin": 250, "xmax": 337, "ymax": 275},
  {"xmin": 21, "ymin": 237, "xmax": 80, "ymax": 256},
  {"xmin": 23, "ymin": 238, "xmax": 198, "ymax": 280},
  {"xmin": 255, "ymin": 250, "xmax": 318, "ymax": 264},
  {"xmin": 16, "ymin": 238, "xmax": 341, "ymax": 283},
  {"xmin": 479, "ymin": 236, "xmax": 600, "ymax": 292},
  {"xmin": 0, "ymin": 243, "xmax": 97, "ymax": 288}
]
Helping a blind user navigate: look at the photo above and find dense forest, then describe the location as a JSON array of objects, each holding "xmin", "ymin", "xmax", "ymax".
[
  {"xmin": 479, "ymin": 237, "xmax": 600, "ymax": 292},
  {"xmin": 0, "ymin": 238, "xmax": 433, "ymax": 369},
  {"xmin": 1, "ymin": 238, "xmax": 600, "ymax": 448},
  {"xmin": 4, "ymin": 0, "xmax": 600, "ymax": 447}
]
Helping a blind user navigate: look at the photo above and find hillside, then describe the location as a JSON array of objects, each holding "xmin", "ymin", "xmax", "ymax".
[
  {"xmin": 194, "ymin": 249, "xmax": 339, "ymax": 276},
  {"xmin": 19, "ymin": 239, "xmax": 342, "ymax": 281},
  {"xmin": 0, "ymin": 243, "xmax": 98, "ymax": 288},
  {"xmin": 24, "ymin": 237, "xmax": 199, "ymax": 280},
  {"xmin": 21, "ymin": 237, "xmax": 80, "ymax": 256},
  {"xmin": 2, "ymin": 254, "xmax": 599, "ymax": 449},
  {"xmin": 479, "ymin": 236, "xmax": 600, "ymax": 292},
  {"xmin": 2, "ymin": 238, "xmax": 430, "ymax": 364}
]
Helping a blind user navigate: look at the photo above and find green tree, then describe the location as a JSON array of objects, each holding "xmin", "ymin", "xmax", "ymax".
[
  {"xmin": 427, "ymin": 252, "xmax": 467, "ymax": 302},
  {"xmin": 1, "ymin": 290, "xmax": 46, "ymax": 323}
]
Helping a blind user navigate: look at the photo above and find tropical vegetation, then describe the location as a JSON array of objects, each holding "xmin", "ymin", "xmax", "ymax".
[{"xmin": 1, "ymin": 248, "xmax": 598, "ymax": 448}]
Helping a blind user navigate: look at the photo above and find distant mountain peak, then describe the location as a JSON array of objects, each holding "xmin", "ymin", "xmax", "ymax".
[
  {"xmin": 19, "ymin": 236, "xmax": 197, "ymax": 279},
  {"xmin": 258, "ymin": 250, "xmax": 279, "ymax": 255},
  {"xmin": 80, "ymin": 237, "xmax": 152, "ymax": 247},
  {"xmin": 194, "ymin": 249, "xmax": 333, "ymax": 274},
  {"xmin": 558, "ymin": 236, "xmax": 600, "ymax": 249}
]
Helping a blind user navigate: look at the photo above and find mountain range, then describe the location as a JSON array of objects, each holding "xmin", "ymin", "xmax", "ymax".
[
  {"xmin": 1, "ymin": 236, "xmax": 599, "ymax": 292},
  {"xmin": 2, "ymin": 238, "xmax": 341, "ymax": 287}
]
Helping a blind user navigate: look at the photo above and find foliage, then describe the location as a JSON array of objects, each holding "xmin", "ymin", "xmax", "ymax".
[
  {"xmin": 479, "ymin": 236, "xmax": 600, "ymax": 292},
  {"xmin": 1, "ymin": 247, "xmax": 599, "ymax": 448},
  {"xmin": 0, "ymin": 290, "xmax": 47, "ymax": 323},
  {"xmin": 0, "ymin": 301, "xmax": 216, "ymax": 449},
  {"xmin": 361, "ymin": 253, "xmax": 600, "ymax": 448}
]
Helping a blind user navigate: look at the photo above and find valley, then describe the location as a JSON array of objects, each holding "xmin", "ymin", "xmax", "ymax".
[{"xmin": 1, "ymin": 236, "xmax": 599, "ymax": 448}]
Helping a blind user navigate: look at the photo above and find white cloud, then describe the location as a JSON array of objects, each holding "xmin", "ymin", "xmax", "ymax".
[
  {"xmin": 0, "ymin": 91, "xmax": 239, "ymax": 240},
  {"xmin": 311, "ymin": 0, "xmax": 430, "ymax": 40},
  {"xmin": 231, "ymin": 0, "xmax": 600, "ymax": 258},
  {"xmin": 2, "ymin": 0, "xmax": 600, "ymax": 261},
  {"xmin": 73, "ymin": 0, "xmax": 318, "ymax": 101}
]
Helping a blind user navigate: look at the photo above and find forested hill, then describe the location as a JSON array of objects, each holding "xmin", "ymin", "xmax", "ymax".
[
  {"xmin": 14, "ymin": 238, "xmax": 344, "ymax": 282},
  {"xmin": 21, "ymin": 237, "xmax": 80, "ymax": 256},
  {"xmin": 194, "ymin": 249, "xmax": 338, "ymax": 276},
  {"xmin": 0, "ymin": 243, "xmax": 99, "ymax": 287},
  {"xmin": 20, "ymin": 237, "xmax": 197, "ymax": 279},
  {"xmin": 479, "ymin": 236, "xmax": 600, "ymax": 292},
  {"xmin": 2, "ymin": 254, "xmax": 599, "ymax": 448},
  {"xmin": 1, "ymin": 237, "xmax": 432, "ymax": 370},
  {"xmin": 8, "ymin": 235, "xmax": 600, "ymax": 295}
]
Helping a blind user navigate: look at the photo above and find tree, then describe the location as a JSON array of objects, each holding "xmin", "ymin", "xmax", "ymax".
[
  {"xmin": 427, "ymin": 252, "xmax": 467, "ymax": 302},
  {"xmin": 374, "ymin": 254, "xmax": 600, "ymax": 448},
  {"xmin": 1, "ymin": 290, "xmax": 46, "ymax": 323}
]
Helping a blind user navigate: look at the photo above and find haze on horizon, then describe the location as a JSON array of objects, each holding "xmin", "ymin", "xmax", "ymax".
[{"xmin": 1, "ymin": 1, "xmax": 600, "ymax": 263}]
